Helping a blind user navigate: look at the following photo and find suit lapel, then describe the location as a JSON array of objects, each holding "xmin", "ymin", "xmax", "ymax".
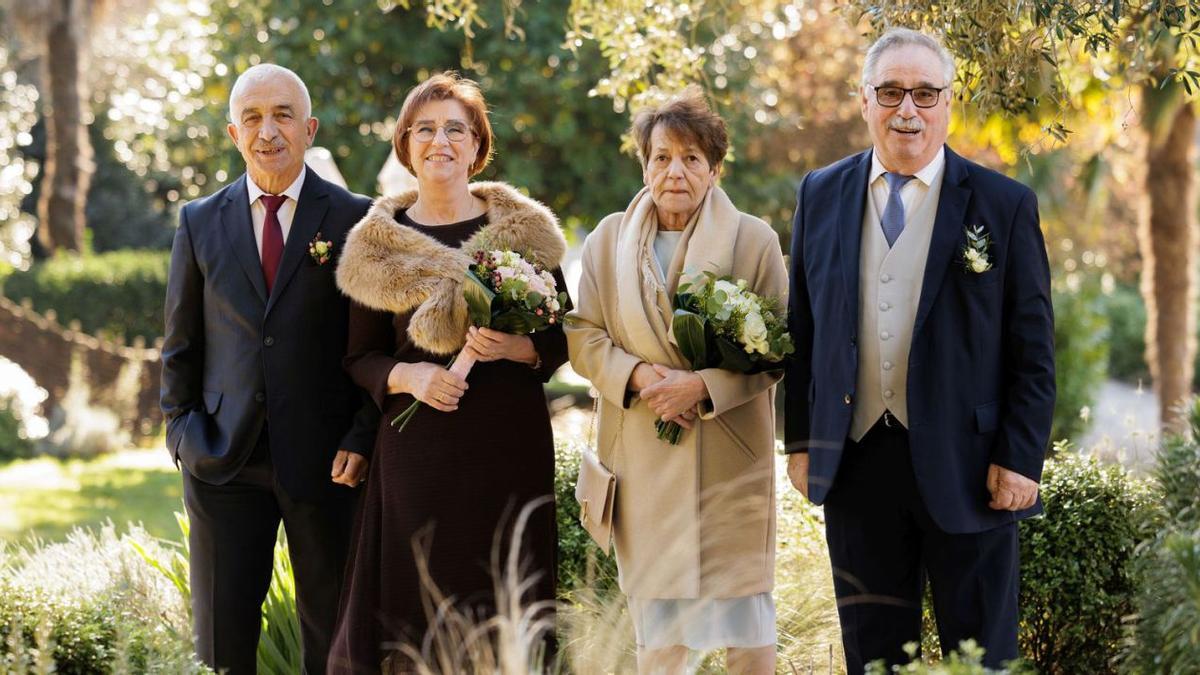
[
  {"xmin": 220, "ymin": 175, "xmax": 268, "ymax": 306},
  {"xmin": 837, "ymin": 151, "xmax": 871, "ymax": 320},
  {"xmin": 265, "ymin": 167, "xmax": 329, "ymax": 317},
  {"xmin": 913, "ymin": 147, "xmax": 971, "ymax": 336}
]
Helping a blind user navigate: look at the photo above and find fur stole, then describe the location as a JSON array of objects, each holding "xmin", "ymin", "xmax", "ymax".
[{"xmin": 336, "ymin": 181, "xmax": 567, "ymax": 356}]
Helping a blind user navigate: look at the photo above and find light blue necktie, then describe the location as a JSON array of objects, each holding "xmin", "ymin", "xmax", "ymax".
[{"xmin": 881, "ymin": 172, "xmax": 914, "ymax": 248}]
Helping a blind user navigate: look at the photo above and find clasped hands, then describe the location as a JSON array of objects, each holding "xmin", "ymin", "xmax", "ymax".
[
  {"xmin": 787, "ymin": 453, "xmax": 1038, "ymax": 511},
  {"xmin": 385, "ymin": 328, "xmax": 536, "ymax": 413},
  {"xmin": 631, "ymin": 362, "xmax": 708, "ymax": 430}
]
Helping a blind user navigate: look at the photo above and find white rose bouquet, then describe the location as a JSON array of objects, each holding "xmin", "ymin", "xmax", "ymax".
[
  {"xmin": 657, "ymin": 272, "xmax": 794, "ymax": 443},
  {"xmin": 392, "ymin": 249, "xmax": 568, "ymax": 432}
]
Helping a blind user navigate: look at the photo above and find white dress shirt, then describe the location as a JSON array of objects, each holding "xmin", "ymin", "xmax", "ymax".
[{"xmin": 246, "ymin": 166, "xmax": 306, "ymax": 259}]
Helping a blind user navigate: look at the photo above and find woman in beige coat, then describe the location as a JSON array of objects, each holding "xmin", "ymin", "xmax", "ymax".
[{"xmin": 566, "ymin": 87, "xmax": 787, "ymax": 674}]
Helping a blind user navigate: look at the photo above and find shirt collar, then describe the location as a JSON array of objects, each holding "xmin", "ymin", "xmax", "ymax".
[
  {"xmin": 246, "ymin": 165, "xmax": 307, "ymax": 206},
  {"xmin": 869, "ymin": 146, "xmax": 945, "ymax": 188}
]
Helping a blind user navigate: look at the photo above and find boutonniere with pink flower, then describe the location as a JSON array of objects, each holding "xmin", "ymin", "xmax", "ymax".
[
  {"xmin": 308, "ymin": 232, "xmax": 334, "ymax": 265},
  {"xmin": 961, "ymin": 225, "xmax": 993, "ymax": 274}
]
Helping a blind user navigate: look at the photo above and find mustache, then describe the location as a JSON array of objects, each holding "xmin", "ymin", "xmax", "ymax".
[
  {"xmin": 889, "ymin": 119, "xmax": 924, "ymax": 132},
  {"xmin": 253, "ymin": 143, "xmax": 285, "ymax": 151}
]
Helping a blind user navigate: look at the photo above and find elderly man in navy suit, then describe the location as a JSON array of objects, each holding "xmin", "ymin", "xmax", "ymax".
[
  {"xmin": 161, "ymin": 64, "xmax": 378, "ymax": 674},
  {"xmin": 784, "ymin": 28, "xmax": 1055, "ymax": 672}
]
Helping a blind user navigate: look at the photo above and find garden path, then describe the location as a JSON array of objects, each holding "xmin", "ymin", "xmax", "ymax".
[{"xmin": 1079, "ymin": 379, "xmax": 1161, "ymax": 475}]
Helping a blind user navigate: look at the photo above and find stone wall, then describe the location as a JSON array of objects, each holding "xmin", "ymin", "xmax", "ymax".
[{"xmin": 0, "ymin": 295, "xmax": 162, "ymax": 441}]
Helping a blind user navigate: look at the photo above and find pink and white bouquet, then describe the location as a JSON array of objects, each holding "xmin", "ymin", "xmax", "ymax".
[{"xmin": 392, "ymin": 249, "xmax": 567, "ymax": 431}]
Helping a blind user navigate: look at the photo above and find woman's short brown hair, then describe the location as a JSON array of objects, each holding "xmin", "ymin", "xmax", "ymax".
[
  {"xmin": 392, "ymin": 72, "xmax": 494, "ymax": 177},
  {"xmin": 631, "ymin": 85, "xmax": 728, "ymax": 169}
]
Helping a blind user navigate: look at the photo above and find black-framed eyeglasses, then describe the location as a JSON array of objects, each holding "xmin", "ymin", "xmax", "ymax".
[
  {"xmin": 868, "ymin": 84, "xmax": 948, "ymax": 108},
  {"xmin": 406, "ymin": 121, "xmax": 472, "ymax": 143}
]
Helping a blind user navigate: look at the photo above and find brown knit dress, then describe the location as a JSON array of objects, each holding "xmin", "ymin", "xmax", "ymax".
[{"xmin": 327, "ymin": 211, "xmax": 564, "ymax": 674}]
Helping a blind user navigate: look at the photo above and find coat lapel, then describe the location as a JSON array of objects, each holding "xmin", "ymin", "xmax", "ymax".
[
  {"xmin": 913, "ymin": 147, "xmax": 971, "ymax": 336},
  {"xmin": 266, "ymin": 167, "xmax": 329, "ymax": 317},
  {"xmin": 837, "ymin": 151, "xmax": 871, "ymax": 319},
  {"xmin": 220, "ymin": 175, "xmax": 268, "ymax": 306}
]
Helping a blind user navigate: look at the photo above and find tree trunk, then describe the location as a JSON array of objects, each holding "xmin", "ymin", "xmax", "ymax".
[
  {"xmin": 1140, "ymin": 91, "xmax": 1198, "ymax": 430},
  {"xmin": 35, "ymin": 0, "xmax": 92, "ymax": 253}
]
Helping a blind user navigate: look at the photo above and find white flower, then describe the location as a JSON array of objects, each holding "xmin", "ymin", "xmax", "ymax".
[
  {"xmin": 965, "ymin": 248, "xmax": 981, "ymax": 262},
  {"xmin": 714, "ymin": 279, "xmax": 740, "ymax": 298},
  {"xmin": 969, "ymin": 257, "xmax": 991, "ymax": 274},
  {"xmin": 547, "ymin": 298, "xmax": 561, "ymax": 312},
  {"xmin": 740, "ymin": 310, "xmax": 770, "ymax": 355}
]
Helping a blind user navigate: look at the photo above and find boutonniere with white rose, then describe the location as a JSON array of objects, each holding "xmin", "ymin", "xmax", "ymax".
[
  {"xmin": 961, "ymin": 225, "xmax": 993, "ymax": 273},
  {"xmin": 308, "ymin": 232, "xmax": 334, "ymax": 265}
]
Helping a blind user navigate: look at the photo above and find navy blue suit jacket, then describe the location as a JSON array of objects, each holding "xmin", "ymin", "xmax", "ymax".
[
  {"xmin": 784, "ymin": 147, "xmax": 1055, "ymax": 534},
  {"xmin": 160, "ymin": 168, "xmax": 378, "ymax": 500}
]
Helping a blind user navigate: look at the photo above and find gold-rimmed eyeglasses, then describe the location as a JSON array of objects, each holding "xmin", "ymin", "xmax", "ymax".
[
  {"xmin": 868, "ymin": 84, "xmax": 949, "ymax": 109},
  {"xmin": 406, "ymin": 121, "xmax": 473, "ymax": 143}
]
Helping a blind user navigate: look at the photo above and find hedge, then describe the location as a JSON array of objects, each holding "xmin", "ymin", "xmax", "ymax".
[{"xmin": 1, "ymin": 250, "xmax": 169, "ymax": 344}]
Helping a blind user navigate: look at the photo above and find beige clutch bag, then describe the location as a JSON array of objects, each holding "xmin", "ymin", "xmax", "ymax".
[{"xmin": 574, "ymin": 394, "xmax": 616, "ymax": 553}]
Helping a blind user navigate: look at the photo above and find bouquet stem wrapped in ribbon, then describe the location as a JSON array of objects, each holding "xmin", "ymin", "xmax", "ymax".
[
  {"xmin": 657, "ymin": 272, "xmax": 794, "ymax": 444},
  {"xmin": 392, "ymin": 250, "xmax": 568, "ymax": 432}
]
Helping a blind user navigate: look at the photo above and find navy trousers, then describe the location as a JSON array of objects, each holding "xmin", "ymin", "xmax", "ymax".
[{"xmin": 823, "ymin": 418, "xmax": 1020, "ymax": 673}]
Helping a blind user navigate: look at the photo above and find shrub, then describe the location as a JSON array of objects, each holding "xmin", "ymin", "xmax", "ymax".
[
  {"xmin": 553, "ymin": 438, "xmax": 619, "ymax": 598},
  {"xmin": 1100, "ymin": 280, "xmax": 1200, "ymax": 389},
  {"xmin": 0, "ymin": 393, "xmax": 34, "ymax": 464},
  {"xmin": 1103, "ymin": 282, "xmax": 1150, "ymax": 384},
  {"xmin": 1018, "ymin": 447, "xmax": 1157, "ymax": 674},
  {"xmin": 1, "ymin": 250, "xmax": 169, "ymax": 343},
  {"xmin": 1123, "ymin": 398, "xmax": 1200, "ymax": 673},
  {"xmin": 1051, "ymin": 263, "xmax": 1110, "ymax": 443},
  {"xmin": 0, "ymin": 357, "xmax": 47, "ymax": 464},
  {"xmin": 0, "ymin": 524, "xmax": 208, "ymax": 673}
]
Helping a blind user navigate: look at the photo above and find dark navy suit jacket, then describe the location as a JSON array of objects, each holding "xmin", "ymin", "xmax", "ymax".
[
  {"xmin": 784, "ymin": 147, "xmax": 1055, "ymax": 534},
  {"xmin": 160, "ymin": 168, "xmax": 377, "ymax": 500}
]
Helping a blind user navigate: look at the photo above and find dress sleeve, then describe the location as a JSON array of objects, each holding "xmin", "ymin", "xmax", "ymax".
[
  {"xmin": 527, "ymin": 267, "xmax": 572, "ymax": 382},
  {"xmin": 344, "ymin": 300, "xmax": 401, "ymax": 410}
]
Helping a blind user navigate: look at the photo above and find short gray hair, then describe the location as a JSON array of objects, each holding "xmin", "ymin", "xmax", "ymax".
[
  {"xmin": 228, "ymin": 63, "xmax": 312, "ymax": 121},
  {"xmin": 862, "ymin": 28, "xmax": 955, "ymax": 89}
]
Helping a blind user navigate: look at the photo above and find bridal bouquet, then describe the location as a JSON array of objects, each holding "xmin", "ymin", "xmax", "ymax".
[
  {"xmin": 392, "ymin": 249, "xmax": 568, "ymax": 431},
  {"xmin": 656, "ymin": 272, "xmax": 794, "ymax": 444}
]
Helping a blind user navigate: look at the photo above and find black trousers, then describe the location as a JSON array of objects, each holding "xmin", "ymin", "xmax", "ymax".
[
  {"xmin": 823, "ymin": 419, "xmax": 1019, "ymax": 674},
  {"xmin": 182, "ymin": 433, "xmax": 356, "ymax": 675}
]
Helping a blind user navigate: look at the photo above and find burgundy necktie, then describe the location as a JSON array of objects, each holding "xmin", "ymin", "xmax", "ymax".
[{"xmin": 259, "ymin": 194, "xmax": 286, "ymax": 293}]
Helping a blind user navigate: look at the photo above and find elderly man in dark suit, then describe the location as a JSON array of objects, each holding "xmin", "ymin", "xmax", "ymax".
[
  {"xmin": 784, "ymin": 28, "xmax": 1055, "ymax": 672},
  {"xmin": 161, "ymin": 63, "xmax": 377, "ymax": 675}
]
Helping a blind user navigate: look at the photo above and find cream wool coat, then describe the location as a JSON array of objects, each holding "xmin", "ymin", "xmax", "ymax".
[{"xmin": 566, "ymin": 186, "xmax": 788, "ymax": 599}]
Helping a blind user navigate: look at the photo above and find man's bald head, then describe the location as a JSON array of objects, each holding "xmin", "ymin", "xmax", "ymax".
[{"xmin": 228, "ymin": 63, "xmax": 312, "ymax": 122}]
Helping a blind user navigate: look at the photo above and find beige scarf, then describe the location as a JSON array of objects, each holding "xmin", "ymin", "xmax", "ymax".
[{"xmin": 613, "ymin": 185, "xmax": 740, "ymax": 368}]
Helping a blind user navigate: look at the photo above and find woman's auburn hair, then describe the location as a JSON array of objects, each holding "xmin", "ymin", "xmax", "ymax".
[
  {"xmin": 392, "ymin": 71, "xmax": 494, "ymax": 177},
  {"xmin": 631, "ymin": 85, "xmax": 728, "ymax": 169}
]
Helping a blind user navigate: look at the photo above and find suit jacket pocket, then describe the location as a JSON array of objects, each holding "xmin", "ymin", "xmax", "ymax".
[
  {"xmin": 203, "ymin": 390, "xmax": 223, "ymax": 415},
  {"xmin": 974, "ymin": 401, "xmax": 1000, "ymax": 434}
]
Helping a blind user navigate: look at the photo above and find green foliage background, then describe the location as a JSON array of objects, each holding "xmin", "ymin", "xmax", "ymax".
[
  {"xmin": 180, "ymin": 1, "xmax": 644, "ymax": 234},
  {"xmin": 0, "ymin": 250, "xmax": 169, "ymax": 343}
]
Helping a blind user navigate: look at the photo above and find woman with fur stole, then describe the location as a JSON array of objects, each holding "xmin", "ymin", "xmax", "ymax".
[{"xmin": 327, "ymin": 73, "xmax": 569, "ymax": 674}]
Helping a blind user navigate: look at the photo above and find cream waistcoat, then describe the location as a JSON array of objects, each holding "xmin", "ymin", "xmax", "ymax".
[{"xmin": 850, "ymin": 154, "xmax": 946, "ymax": 440}]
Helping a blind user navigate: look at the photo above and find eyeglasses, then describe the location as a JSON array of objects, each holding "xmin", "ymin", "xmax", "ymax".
[
  {"xmin": 868, "ymin": 84, "xmax": 948, "ymax": 109},
  {"xmin": 406, "ymin": 121, "xmax": 472, "ymax": 143}
]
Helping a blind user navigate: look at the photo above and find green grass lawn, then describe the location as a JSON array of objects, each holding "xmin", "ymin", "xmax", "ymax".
[{"xmin": 0, "ymin": 447, "xmax": 183, "ymax": 544}]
